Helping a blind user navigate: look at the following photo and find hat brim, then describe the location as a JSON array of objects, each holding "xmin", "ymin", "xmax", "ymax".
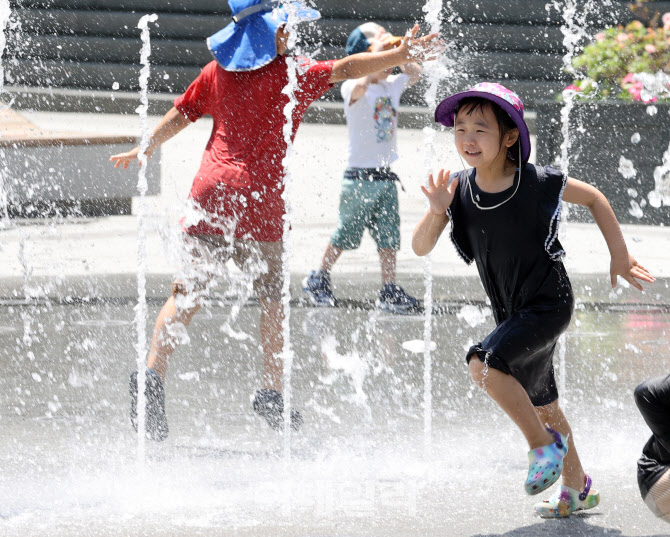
[
  {"xmin": 208, "ymin": 2, "xmax": 320, "ymax": 72},
  {"xmin": 435, "ymin": 90, "xmax": 531, "ymax": 163}
]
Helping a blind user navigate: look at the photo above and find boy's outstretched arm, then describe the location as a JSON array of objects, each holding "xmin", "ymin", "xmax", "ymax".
[
  {"xmin": 109, "ymin": 107, "xmax": 191, "ymax": 169},
  {"xmin": 329, "ymin": 25, "xmax": 443, "ymax": 83},
  {"xmin": 412, "ymin": 170, "xmax": 458, "ymax": 256},
  {"xmin": 563, "ymin": 178, "xmax": 655, "ymax": 290}
]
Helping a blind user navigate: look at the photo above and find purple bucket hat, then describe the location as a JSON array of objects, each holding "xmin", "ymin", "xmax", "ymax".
[{"xmin": 434, "ymin": 82, "xmax": 531, "ymax": 163}]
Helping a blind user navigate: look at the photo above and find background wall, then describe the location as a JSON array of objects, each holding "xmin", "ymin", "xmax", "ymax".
[{"xmin": 4, "ymin": 0, "xmax": 669, "ymax": 110}]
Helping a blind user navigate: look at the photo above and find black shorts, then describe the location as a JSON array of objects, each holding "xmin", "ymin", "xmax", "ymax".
[{"xmin": 466, "ymin": 295, "xmax": 574, "ymax": 407}]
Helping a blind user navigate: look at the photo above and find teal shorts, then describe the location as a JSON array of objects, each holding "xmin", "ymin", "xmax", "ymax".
[{"xmin": 330, "ymin": 171, "xmax": 400, "ymax": 251}]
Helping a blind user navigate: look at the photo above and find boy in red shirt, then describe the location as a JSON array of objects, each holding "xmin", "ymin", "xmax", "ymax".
[{"xmin": 111, "ymin": 0, "xmax": 442, "ymax": 439}]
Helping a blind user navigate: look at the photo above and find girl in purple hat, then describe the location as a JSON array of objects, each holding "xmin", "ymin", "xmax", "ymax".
[{"xmin": 412, "ymin": 82, "xmax": 655, "ymax": 518}]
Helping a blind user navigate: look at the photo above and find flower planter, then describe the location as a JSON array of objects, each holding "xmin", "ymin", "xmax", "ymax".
[{"xmin": 536, "ymin": 100, "xmax": 670, "ymax": 225}]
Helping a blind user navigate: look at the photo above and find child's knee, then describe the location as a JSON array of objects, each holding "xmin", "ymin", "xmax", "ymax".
[{"xmin": 468, "ymin": 355, "xmax": 488, "ymax": 387}]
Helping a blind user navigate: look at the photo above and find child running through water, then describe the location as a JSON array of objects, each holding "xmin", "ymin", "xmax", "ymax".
[
  {"xmin": 110, "ymin": 0, "xmax": 442, "ymax": 440},
  {"xmin": 303, "ymin": 22, "xmax": 421, "ymax": 313},
  {"xmin": 412, "ymin": 82, "xmax": 655, "ymax": 517}
]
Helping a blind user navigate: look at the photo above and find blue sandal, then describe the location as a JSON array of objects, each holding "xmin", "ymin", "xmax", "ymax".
[{"xmin": 524, "ymin": 427, "xmax": 569, "ymax": 495}]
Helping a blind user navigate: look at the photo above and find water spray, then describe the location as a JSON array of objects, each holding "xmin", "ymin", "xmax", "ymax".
[
  {"xmin": 135, "ymin": 12, "xmax": 158, "ymax": 460},
  {"xmin": 279, "ymin": 3, "xmax": 301, "ymax": 464}
]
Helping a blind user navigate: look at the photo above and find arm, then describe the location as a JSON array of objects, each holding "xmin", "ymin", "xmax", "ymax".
[
  {"xmin": 400, "ymin": 62, "xmax": 422, "ymax": 87},
  {"xmin": 412, "ymin": 169, "xmax": 458, "ymax": 256},
  {"xmin": 413, "ymin": 210, "xmax": 449, "ymax": 257},
  {"xmin": 109, "ymin": 106, "xmax": 191, "ymax": 169},
  {"xmin": 562, "ymin": 177, "xmax": 655, "ymax": 290},
  {"xmin": 329, "ymin": 25, "xmax": 442, "ymax": 84},
  {"xmin": 347, "ymin": 77, "xmax": 373, "ymax": 106}
]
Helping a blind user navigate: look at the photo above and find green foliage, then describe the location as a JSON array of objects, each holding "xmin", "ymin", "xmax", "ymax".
[{"xmin": 564, "ymin": 16, "xmax": 670, "ymax": 101}]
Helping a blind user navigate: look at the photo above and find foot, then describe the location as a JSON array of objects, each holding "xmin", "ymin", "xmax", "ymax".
[
  {"xmin": 525, "ymin": 427, "xmax": 569, "ymax": 495},
  {"xmin": 377, "ymin": 283, "xmax": 420, "ymax": 314},
  {"xmin": 130, "ymin": 368, "xmax": 169, "ymax": 442},
  {"xmin": 534, "ymin": 475, "xmax": 600, "ymax": 518},
  {"xmin": 253, "ymin": 389, "xmax": 303, "ymax": 431},
  {"xmin": 302, "ymin": 270, "xmax": 337, "ymax": 307}
]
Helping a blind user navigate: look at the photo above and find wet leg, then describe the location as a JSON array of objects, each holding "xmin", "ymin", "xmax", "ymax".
[
  {"xmin": 146, "ymin": 292, "xmax": 200, "ymax": 381},
  {"xmin": 259, "ymin": 297, "xmax": 283, "ymax": 391},
  {"xmin": 535, "ymin": 401, "xmax": 586, "ymax": 490},
  {"xmin": 379, "ymin": 248, "xmax": 396, "ymax": 285},
  {"xmin": 469, "ymin": 358, "xmax": 553, "ymax": 448},
  {"xmin": 320, "ymin": 243, "xmax": 342, "ymax": 272}
]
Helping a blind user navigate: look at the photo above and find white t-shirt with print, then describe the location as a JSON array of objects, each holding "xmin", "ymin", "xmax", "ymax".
[{"xmin": 341, "ymin": 73, "xmax": 409, "ymax": 169}]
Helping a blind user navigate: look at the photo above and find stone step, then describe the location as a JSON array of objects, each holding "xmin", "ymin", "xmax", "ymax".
[
  {"xmin": 5, "ymin": 56, "xmax": 567, "ymax": 109},
  {"xmin": 18, "ymin": 0, "xmax": 661, "ymax": 26},
  {"xmin": 18, "ymin": 12, "xmax": 572, "ymax": 54}
]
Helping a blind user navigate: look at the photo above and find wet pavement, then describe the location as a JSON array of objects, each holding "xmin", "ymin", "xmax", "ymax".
[{"xmin": 0, "ymin": 299, "xmax": 669, "ymax": 536}]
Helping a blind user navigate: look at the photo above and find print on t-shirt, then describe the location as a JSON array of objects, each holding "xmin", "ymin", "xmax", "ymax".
[{"xmin": 374, "ymin": 97, "xmax": 397, "ymax": 142}]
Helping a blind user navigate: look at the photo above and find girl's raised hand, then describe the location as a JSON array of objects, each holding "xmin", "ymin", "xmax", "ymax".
[
  {"xmin": 610, "ymin": 253, "xmax": 655, "ymax": 291},
  {"xmin": 420, "ymin": 169, "xmax": 458, "ymax": 215}
]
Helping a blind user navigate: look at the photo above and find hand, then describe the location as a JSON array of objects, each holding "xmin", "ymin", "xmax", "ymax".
[
  {"xmin": 610, "ymin": 253, "xmax": 655, "ymax": 291},
  {"xmin": 398, "ymin": 24, "xmax": 445, "ymax": 63},
  {"xmin": 420, "ymin": 169, "xmax": 458, "ymax": 215},
  {"xmin": 109, "ymin": 145, "xmax": 154, "ymax": 169}
]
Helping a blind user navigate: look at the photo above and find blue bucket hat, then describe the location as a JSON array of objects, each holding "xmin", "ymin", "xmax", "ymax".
[{"xmin": 207, "ymin": 0, "xmax": 321, "ymax": 72}]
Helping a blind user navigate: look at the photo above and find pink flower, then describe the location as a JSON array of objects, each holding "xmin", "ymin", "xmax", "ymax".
[
  {"xmin": 629, "ymin": 87, "xmax": 642, "ymax": 101},
  {"xmin": 663, "ymin": 12, "xmax": 670, "ymax": 30},
  {"xmin": 595, "ymin": 32, "xmax": 605, "ymax": 42},
  {"xmin": 564, "ymin": 84, "xmax": 581, "ymax": 92},
  {"xmin": 646, "ymin": 96, "xmax": 658, "ymax": 104},
  {"xmin": 645, "ymin": 44, "xmax": 657, "ymax": 54},
  {"xmin": 622, "ymin": 72, "xmax": 636, "ymax": 84},
  {"xmin": 616, "ymin": 33, "xmax": 629, "ymax": 43}
]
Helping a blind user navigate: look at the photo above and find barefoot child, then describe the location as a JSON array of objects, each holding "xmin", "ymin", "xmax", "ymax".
[
  {"xmin": 111, "ymin": 0, "xmax": 442, "ymax": 439},
  {"xmin": 303, "ymin": 22, "xmax": 421, "ymax": 314},
  {"xmin": 412, "ymin": 82, "xmax": 654, "ymax": 517}
]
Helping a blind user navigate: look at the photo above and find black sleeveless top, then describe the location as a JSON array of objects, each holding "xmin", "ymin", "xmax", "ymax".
[{"xmin": 447, "ymin": 164, "xmax": 569, "ymax": 323}]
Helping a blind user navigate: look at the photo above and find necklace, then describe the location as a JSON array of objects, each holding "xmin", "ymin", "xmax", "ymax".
[{"xmin": 458, "ymin": 144, "xmax": 522, "ymax": 211}]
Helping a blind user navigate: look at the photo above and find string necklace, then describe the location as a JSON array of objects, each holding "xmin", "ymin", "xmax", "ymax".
[{"xmin": 458, "ymin": 144, "xmax": 522, "ymax": 211}]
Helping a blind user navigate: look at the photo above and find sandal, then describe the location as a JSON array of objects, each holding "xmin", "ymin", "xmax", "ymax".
[
  {"xmin": 524, "ymin": 427, "xmax": 569, "ymax": 495},
  {"xmin": 534, "ymin": 474, "xmax": 600, "ymax": 518}
]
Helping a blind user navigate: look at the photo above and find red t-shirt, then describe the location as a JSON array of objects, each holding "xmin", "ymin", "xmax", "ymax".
[{"xmin": 174, "ymin": 56, "xmax": 335, "ymax": 240}]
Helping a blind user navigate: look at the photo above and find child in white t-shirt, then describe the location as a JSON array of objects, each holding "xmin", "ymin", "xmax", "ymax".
[{"xmin": 303, "ymin": 22, "xmax": 421, "ymax": 313}]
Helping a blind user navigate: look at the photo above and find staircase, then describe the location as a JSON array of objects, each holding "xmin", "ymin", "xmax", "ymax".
[{"xmin": 4, "ymin": 0, "xmax": 665, "ymax": 111}]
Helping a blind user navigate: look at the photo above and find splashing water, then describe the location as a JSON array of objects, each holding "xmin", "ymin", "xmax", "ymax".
[
  {"xmin": 134, "ymin": 12, "xmax": 158, "ymax": 461},
  {"xmin": 279, "ymin": 3, "xmax": 302, "ymax": 463},
  {"xmin": 0, "ymin": 0, "xmax": 10, "ymax": 227},
  {"xmin": 649, "ymin": 139, "xmax": 670, "ymax": 208},
  {"xmin": 420, "ymin": 0, "xmax": 449, "ymax": 458},
  {"xmin": 554, "ymin": 0, "xmax": 592, "ymax": 401}
]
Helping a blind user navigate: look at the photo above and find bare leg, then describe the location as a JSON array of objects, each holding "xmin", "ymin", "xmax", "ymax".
[
  {"xmin": 260, "ymin": 297, "xmax": 283, "ymax": 392},
  {"xmin": 469, "ymin": 359, "xmax": 553, "ymax": 449},
  {"xmin": 379, "ymin": 248, "xmax": 396, "ymax": 285},
  {"xmin": 146, "ymin": 293, "xmax": 201, "ymax": 381},
  {"xmin": 320, "ymin": 243, "xmax": 342, "ymax": 272},
  {"xmin": 535, "ymin": 401, "xmax": 586, "ymax": 490}
]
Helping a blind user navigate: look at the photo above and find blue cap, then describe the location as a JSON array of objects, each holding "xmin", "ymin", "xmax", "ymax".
[
  {"xmin": 207, "ymin": 0, "xmax": 321, "ymax": 72},
  {"xmin": 346, "ymin": 27, "xmax": 370, "ymax": 55}
]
